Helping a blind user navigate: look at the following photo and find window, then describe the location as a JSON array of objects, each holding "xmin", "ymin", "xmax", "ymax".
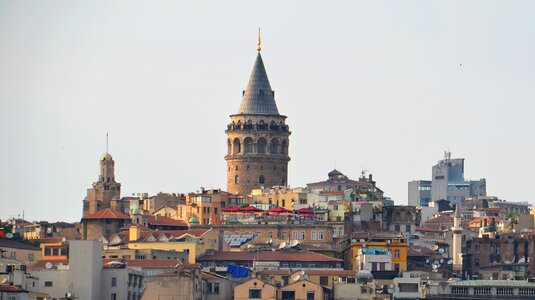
[
  {"xmin": 320, "ymin": 276, "xmax": 329, "ymax": 285},
  {"xmin": 111, "ymin": 277, "xmax": 117, "ymax": 287},
  {"xmin": 207, "ymin": 282, "xmax": 219, "ymax": 294},
  {"xmin": 268, "ymin": 231, "xmax": 273, "ymax": 238},
  {"xmin": 318, "ymin": 230, "xmax": 324, "ymax": 240},
  {"xmin": 394, "ymin": 250, "xmax": 400, "ymax": 258},
  {"xmin": 44, "ymin": 248, "xmax": 51, "ymax": 256},
  {"xmin": 338, "ymin": 228, "xmax": 344, "ymax": 236},
  {"xmin": 475, "ymin": 244, "xmax": 480, "ymax": 253},
  {"xmin": 28, "ymin": 253, "xmax": 34, "ymax": 261},
  {"xmin": 259, "ymin": 175, "xmax": 265, "ymax": 184},
  {"xmin": 257, "ymin": 138, "xmax": 266, "ymax": 154},
  {"xmin": 406, "ymin": 225, "xmax": 411, "ymax": 232},
  {"xmin": 282, "ymin": 276, "xmax": 289, "ymax": 285},
  {"xmin": 249, "ymin": 289, "xmax": 261, "ymax": 298},
  {"xmin": 299, "ymin": 198, "xmax": 307, "ymax": 204},
  {"xmin": 394, "ymin": 263, "xmax": 400, "ymax": 271},
  {"xmin": 244, "ymin": 138, "xmax": 253, "ymax": 154},
  {"xmin": 235, "ymin": 175, "xmax": 239, "ymax": 184},
  {"xmin": 300, "ymin": 231, "xmax": 305, "ymax": 240},
  {"xmin": 307, "ymin": 291, "xmax": 315, "ymax": 300},
  {"xmin": 311, "ymin": 231, "xmax": 316, "ymax": 240},
  {"xmin": 44, "ymin": 281, "xmax": 53, "ymax": 287},
  {"xmin": 292, "ymin": 231, "xmax": 298, "ymax": 240},
  {"xmin": 111, "ymin": 293, "xmax": 117, "ymax": 300},
  {"xmin": 282, "ymin": 291, "xmax": 295, "ymax": 300}
]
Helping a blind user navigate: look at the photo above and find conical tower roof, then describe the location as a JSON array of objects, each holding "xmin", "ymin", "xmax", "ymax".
[{"xmin": 237, "ymin": 53, "xmax": 280, "ymax": 115}]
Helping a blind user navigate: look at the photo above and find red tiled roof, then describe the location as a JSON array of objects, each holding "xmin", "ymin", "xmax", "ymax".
[
  {"xmin": 197, "ymin": 251, "xmax": 342, "ymax": 262},
  {"xmin": 257, "ymin": 269, "xmax": 355, "ymax": 276},
  {"xmin": 82, "ymin": 208, "xmax": 131, "ymax": 220},
  {"xmin": 426, "ymin": 215, "xmax": 453, "ymax": 224},
  {"xmin": 112, "ymin": 228, "xmax": 209, "ymax": 242},
  {"xmin": 124, "ymin": 259, "xmax": 183, "ymax": 268},
  {"xmin": 31, "ymin": 259, "xmax": 69, "ymax": 270},
  {"xmin": 147, "ymin": 215, "xmax": 187, "ymax": 227},
  {"xmin": 416, "ymin": 226, "xmax": 445, "ymax": 233},
  {"xmin": 0, "ymin": 285, "xmax": 28, "ymax": 293}
]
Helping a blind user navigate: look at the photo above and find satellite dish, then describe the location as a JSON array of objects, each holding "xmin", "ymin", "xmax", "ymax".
[
  {"xmin": 279, "ymin": 242, "xmax": 287, "ymax": 250},
  {"xmin": 268, "ymin": 239, "xmax": 273, "ymax": 244},
  {"xmin": 362, "ymin": 243, "xmax": 367, "ymax": 248},
  {"xmin": 271, "ymin": 248, "xmax": 276, "ymax": 252},
  {"xmin": 425, "ymin": 259, "xmax": 430, "ymax": 264},
  {"xmin": 439, "ymin": 248, "xmax": 445, "ymax": 254},
  {"xmin": 432, "ymin": 245, "xmax": 439, "ymax": 251},
  {"xmin": 300, "ymin": 270, "xmax": 305, "ymax": 276},
  {"xmin": 360, "ymin": 239, "xmax": 365, "ymax": 243},
  {"xmin": 387, "ymin": 285, "xmax": 393, "ymax": 293},
  {"xmin": 291, "ymin": 273, "xmax": 301, "ymax": 282},
  {"xmin": 290, "ymin": 240, "xmax": 298, "ymax": 248},
  {"xmin": 442, "ymin": 252, "xmax": 448, "ymax": 258},
  {"xmin": 440, "ymin": 259, "xmax": 444, "ymax": 264},
  {"xmin": 447, "ymin": 259, "xmax": 453, "ymax": 265},
  {"xmin": 45, "ymin": 262, "xmax": 53, "ymax": 269},
  {"xmin": 0, "ymin": 278, "xmax": 7, "ymax": 284},
  {"xmin": 6, "ymin": 233, "xmax": 13, "ymax": 239}
]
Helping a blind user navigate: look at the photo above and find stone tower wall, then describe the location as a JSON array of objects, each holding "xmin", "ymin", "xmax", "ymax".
[{"xmin": 225, "ymin": 114, "xmax": 290, "ymax": 195}]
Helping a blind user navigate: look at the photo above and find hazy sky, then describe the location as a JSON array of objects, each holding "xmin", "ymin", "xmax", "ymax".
[{"xmin": 1, "ymin": 1, "xmax": 534, "ymax": 222}]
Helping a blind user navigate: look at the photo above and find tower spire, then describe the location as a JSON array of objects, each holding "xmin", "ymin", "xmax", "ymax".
[
  {"xmin": 257, "ymin": 28, "xmax": 262, "ymax": 52},
  {"xmin": 106, "ymin": 132, "xmax": 109, "ymax": 154}
]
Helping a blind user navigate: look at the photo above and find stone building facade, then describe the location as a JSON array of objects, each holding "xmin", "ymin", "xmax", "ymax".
[
  {"xmin": 83, "ymin": 152, "xmax": 125, "ymax": 216},
  {"xmin": 225, "ymin": 46, "xmax": 290, "ymax": 195}
]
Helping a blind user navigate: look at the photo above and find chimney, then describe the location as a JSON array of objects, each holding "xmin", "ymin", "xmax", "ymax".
[{"xmin": 129, "ymin": 225, "xmax": 140, "ymax": 242}]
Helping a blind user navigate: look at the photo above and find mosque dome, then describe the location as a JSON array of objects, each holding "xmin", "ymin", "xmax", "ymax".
[{"xmin": 189, "ymin": 216, "xmax": 199, "ymax": 224}]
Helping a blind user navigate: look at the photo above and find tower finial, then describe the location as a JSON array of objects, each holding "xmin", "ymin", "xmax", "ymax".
[
  {"xmin": 257, "ymin": 28, "xmax": 262, "ymax": 52},
  {"xmin": 106, "ymin": 132, "xmax": 109, "ymax": 154}
]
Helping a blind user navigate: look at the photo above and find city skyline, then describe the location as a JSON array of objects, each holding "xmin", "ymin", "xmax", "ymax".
[{"xmin": 1, "ymin": 1, "xmax": 534, "ymax": 222}]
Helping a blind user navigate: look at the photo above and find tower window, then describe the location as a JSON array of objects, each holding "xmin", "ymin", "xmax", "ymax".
[
  {"xmin": 259, "ymin": 176, "xmax": 265, "ymax": 184},
  {"xmin": 235, "ymin": 165, "xmax": 238, "ymax": 171},
  {"xmin": 260, "ymin": 165, "xmax": 263, "ymax": 170},
  {"xmin": 257, "ymin": 138, "xmax": 266, "ymax": 154},
  {"xmin": 247, "ymin": 165, "xmax": 250, "ymax": 171},
  {"xmin": 270, "ymin": 138, "xmax": 279, "ymax": 154},
  {"xmin": 244, "ymin": 137, "xmax": 253, "ymax": 154},
  {"xmin": 235, "ymin": 175, "xmax": 239, "ymax": 184},
  {"xmin": 233, "ymin": 138, "xmax": 241, "ymax": 154}
]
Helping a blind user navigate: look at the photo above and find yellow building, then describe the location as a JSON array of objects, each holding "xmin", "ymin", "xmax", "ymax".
[
  {"xmin": 346, "ymin": 233, "xmax": 408, "ymax": 272},
  {"xmin": 256, "ymin": 269, "xmax": 356, "ymax": 288},
  {"xmin": 101, "ymin": 226, "xmax": 225, "ymax": 263}
]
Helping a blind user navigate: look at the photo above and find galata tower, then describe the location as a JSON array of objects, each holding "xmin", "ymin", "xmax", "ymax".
[{"xmin": 225, "ymin": 33, "xmax": 291, "ymax": 195}]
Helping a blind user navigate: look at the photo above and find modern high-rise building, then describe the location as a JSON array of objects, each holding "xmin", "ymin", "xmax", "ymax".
[
  {"xmin": 408, "ymin": 152, "xmax": 486, "ymax": 207},
  {"xmin": 225, "ymin": 34, "xmax": 291, "ymax": 195},
  {"xmin": 407, "ymin": 180, "xmax": 431, "ymax": 207}
]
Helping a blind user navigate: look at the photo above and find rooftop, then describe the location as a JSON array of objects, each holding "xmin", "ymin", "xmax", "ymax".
[{"xmin": 197, "ymin": 250, "xmax": 342, "ymax": 263}]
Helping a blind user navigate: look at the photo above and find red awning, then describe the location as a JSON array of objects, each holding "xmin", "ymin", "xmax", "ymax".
[
  {"xmin": 296, "ymin": 208, "xmax": 313, "ymax": 214},
  {"xmin": 266, "ymin": 206, "xmax": 292, "ymax": 214}
]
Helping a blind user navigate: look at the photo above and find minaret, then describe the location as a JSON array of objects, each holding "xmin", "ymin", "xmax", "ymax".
[
  {"xmin": 83, "ymin": 135, "xmax": 122, "ymax": 216},
  {"xmin": 225, "ymin": 31, "xmax": 291, "ymax": 195},
  {"xmin": 452, "ymin": 204, "xmax": 463, "ymax": 269}
]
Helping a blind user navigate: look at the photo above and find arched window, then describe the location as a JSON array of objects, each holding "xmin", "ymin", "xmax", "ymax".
[
  {"xmin": 227, "ymin": 139, "xmax": 231, "ymax": 155},
  {"xmin": 235, "ymin": 165, "xmax": 238, "ymax": 171},
  {"xmin": 281, "ymin": 140, "xmax": 288, "ymax": 155},
  {"xmin": 244, "ymin": 137, "xmax": 254, "ymax": 154},
  {"xmin": 257, "ymin": 138, "xmax": 266, "ymax": 154},
  {"xmin": 234, "ymin": 175, "xmax": 239, "ymax": 184},
  {"xmin": 232, "ymin": 138, "xmax": 241, "ymax": 154},
  {"xmin": 270, "ymin": 138, "xmax": 279, "ymax": 154},
  {"xmin": 259, "ymin": 175, "xmax": 265, "ymax": 184}
]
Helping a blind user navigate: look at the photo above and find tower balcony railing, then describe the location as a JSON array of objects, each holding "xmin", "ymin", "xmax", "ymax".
[{"xmin": 226, "ymin": 124, "xmax": 289, "ymax": 133}]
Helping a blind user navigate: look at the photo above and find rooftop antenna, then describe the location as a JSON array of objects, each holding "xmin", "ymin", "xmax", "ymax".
[
  {"xmin": 106, "ymin": 132, "xmax": 109, "ymax": 154},
  {"xmin": 257, "ymin": 28, "xmax": 262, "ymax": 52}
]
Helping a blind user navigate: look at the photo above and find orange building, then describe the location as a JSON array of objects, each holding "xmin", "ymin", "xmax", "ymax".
[{"xmin": 345, "ymin": 233, "xmax": 408, "ymax": 272}]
